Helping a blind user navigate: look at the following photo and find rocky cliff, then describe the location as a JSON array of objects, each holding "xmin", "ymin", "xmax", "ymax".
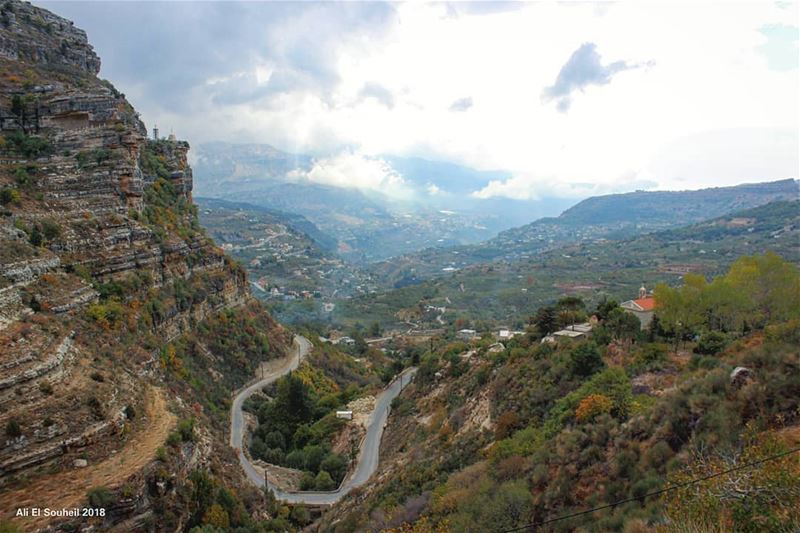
[{"xmin": 0, "ymin": 2, "xmax": 288, "ymax": 530}]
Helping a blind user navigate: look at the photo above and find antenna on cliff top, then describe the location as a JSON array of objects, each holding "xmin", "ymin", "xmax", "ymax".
[{"xmin": 152, "ymin": 124, "xmax": 159, "ymax": 141}]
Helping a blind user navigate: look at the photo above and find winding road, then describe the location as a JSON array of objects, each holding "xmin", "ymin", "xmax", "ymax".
[{"xmin": 230, "ymin": 335, "xmax": 416, "ymax": 505}]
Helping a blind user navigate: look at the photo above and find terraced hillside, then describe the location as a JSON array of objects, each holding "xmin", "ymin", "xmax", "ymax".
[{"xmin": 0, "ymin": 2, "xmax": 292, "ymax": 530}]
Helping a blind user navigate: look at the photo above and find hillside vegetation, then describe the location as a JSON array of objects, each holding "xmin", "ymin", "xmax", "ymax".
[
  {"xmin": 336, "ymin": 200, "xmax": 799, "ymax": 330},
  {"xmin": 370, "ymin": 181, "xmax": 799, "ymax": 284},
  {"xmin": 320, "ymin": 253, "xmax": 800, "ymax": 532},
  {"xmin": 0, "ymin": 3, "xmax": 321, "ymax": 531}
]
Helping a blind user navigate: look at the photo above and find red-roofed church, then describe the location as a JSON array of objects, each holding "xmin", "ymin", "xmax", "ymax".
[{"xmin": 620, "ymin": 285, "xmax": 656, "ymax": 329}]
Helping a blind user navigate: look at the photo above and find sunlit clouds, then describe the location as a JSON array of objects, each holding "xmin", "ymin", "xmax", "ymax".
[{"xmin": 42, "ymin": 1, "xmax": 799, "ymax": 200}]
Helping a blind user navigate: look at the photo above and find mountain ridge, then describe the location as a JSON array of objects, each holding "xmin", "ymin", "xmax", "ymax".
[{"xmin": 369, "ymin": 178, "xmax": 800, "ymax": 285}]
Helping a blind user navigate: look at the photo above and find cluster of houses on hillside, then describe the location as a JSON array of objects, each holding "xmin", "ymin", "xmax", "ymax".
[
  {"xmin": 317, "ymin": 286, "xmax": 658, "ymax": 357},
  {"xmin": 542, "ymin": 285, "xmax": 656, "ymax": 344}
]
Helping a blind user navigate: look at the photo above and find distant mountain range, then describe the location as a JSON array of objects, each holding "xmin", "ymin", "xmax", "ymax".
[
  {"xmin": 192, "ymin": 142, "xmax": 797, "ymax": 266},
  {"xmin": 336, "ymin": 199, "xmax": 800, "ymax": 327},
  {"xmin": 191, "ymin": 142, "xmax": 574, "ymax": 261},
  {"xmin": 369, "ymin": 179, "xmax": 799, "ymax": 285}
]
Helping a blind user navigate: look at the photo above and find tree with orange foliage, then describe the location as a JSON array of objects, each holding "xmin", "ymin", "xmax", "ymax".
[{"xmin": 575, "ymin": 393, "xmax": 613, "ymax": 423}]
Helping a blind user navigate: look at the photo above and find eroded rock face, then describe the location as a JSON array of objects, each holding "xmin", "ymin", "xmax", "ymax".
[
  {"xmin": 0, "ymin": 0, "xmax": 101, "ymax": 74},
  {"xmin": 0, "ymin": 0, "xmax": 248, "ymax": 494}
]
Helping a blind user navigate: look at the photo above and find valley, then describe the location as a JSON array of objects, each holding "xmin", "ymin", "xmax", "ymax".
[
  {"xmin": 0, "ymin": 2, "xmax": 798, "ymax": 533},
  {"xmin": 192, "ymin": 143, "xmax": 573, "ymax": 263},
  {"xmin": 196, "ymin": 197, "xmax": 375, "ymax": 324}
]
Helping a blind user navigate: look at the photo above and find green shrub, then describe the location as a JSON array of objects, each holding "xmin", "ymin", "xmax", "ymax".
[
  {"xmin": 320, "ymin": 453, "xmax": 348, "ymax": 483},
  {"xmin": 285, "ymin": 449, "xmax": 306, "ymax": 470},
  {"xmin": 314, "ymin": 470, "xmax": 335, "ymax": 490},
  {"xmin": 4, "ymin": 132, "xmax": 52, "ymax": 158},
  {"xmin": 177, "ymin": 418, "xmax": 195, "ymax": 442},
  {"xmin": 5, "ymin": 419, "xmax": 21, "ymax": 438},
  {"xmin": 76, "ymin": 148, "xmax": 113, "ymax": 167},
  {"xmin": 86, "ymin": 301, "xmax": 126, "ymax": 328},
  {"xmin": 695, "ymin": 331, "xmax": 729, "ymax": 355},
  {"xmin": 299, "ymin": 471, "xmax": 315, "ymax": 490},
  {"xmin": 28, "ymin": 227, "xmax": 42, "ymax": 246},
  {"xmin": 41, "ymin": 219, "xmax": 60, "ymax": 241},
  {"xmin": 545, "ymin": 367, "xmax": 632, "ymax": 436},
  {"xmin": 0, "ymin": 188, "xmax": 20, "ymax": 205},
  {"xmin": 86, "ymin": 486, "xmax": 115, "ymax": 509},
  {"xmin": 289, "ymin": 505, "xmax": 311, "ymax": 526},
  {"xmin": 166, "ymin": 431, "xmax": 181, "ymax": 447},
  {"xmin": 569, "ymin": 341, "xmax": 605, "ymax": 378},
  {"xmin": 155, "ymin": 446, "xmax": 167, "ymax": 462},
  {"xmin": 13, "ymin": 167, "xmax": 30, "ymax": 186}
]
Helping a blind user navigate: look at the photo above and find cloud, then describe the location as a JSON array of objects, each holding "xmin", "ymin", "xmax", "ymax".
[
  {"xmin": 427, "ymin": 183, "xmax": 442, "ymax": 195},
  {"xmin": 38, "ymin": 1, "xmax": 798, "ymax": 200},
  {"xmin": 289, "ymin": 152, "xmax": 412, "ymax": 198},
  {"xmin": 471, "ymin": 127, "xmax": 797, "ymax": 200},
  {"xmin": 471, "ymin": 172, "xmax": 659, "ymax": 201},
  {"xmin": 449, "ymin": 96, "xmax": 473, "ymax": 112},
  {"xmin": 38, "ymin": 1, "xmax": 396, "ymax": 113},
  {"xmin": 471, "ymin": 175, "xmax": 541, "ymax": 200},
  {"xmin": 444, "ymin": 2, "xmax": 526, "ymax": 18},
  {"xmin": 756, "ymin": 24, "xmax": 799, "ymax": 71},
  {"xmin": 541, "ymin": 42, "xmax": 639, "ymax": 112},
  {"xmin": 358, "ymin": 82, "xmax": 395, "ymax": 108}
]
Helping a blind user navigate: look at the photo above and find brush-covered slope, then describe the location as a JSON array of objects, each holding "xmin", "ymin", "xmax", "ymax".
[{"xmin": 320, "ymin": 253, "xmax": 800, "ymax": 532}]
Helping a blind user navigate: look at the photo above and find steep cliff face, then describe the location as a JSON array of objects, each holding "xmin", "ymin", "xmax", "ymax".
[
  {"xmin": 0, "ymin": 2, "xmax": 287, "ymax": 529},
  {"xmin": 0, "ymin": 0, "xmax": 101, "ymax": 74}
]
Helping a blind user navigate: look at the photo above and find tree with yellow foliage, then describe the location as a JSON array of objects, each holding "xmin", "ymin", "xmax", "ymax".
[{"xmin": 201, "ymin": 503, "xmax": 230, "ymax": 529}]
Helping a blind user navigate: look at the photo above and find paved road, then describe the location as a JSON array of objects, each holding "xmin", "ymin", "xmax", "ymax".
[
  {"xmin": 230, "ymin": 335, "xmax": 416, "ymax": 505},
  {"xmin": 230, "ymin": 335, "xmax": 309, "ymax": 490}
]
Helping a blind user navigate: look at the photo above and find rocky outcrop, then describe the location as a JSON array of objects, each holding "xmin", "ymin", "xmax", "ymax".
[
  {"xmin": 0, "ymin": 0, "xmax": 251, "ymax": 496},
  {"xmin": 0, "ymin": 0, "xmax": 101, "ymax": 74}
]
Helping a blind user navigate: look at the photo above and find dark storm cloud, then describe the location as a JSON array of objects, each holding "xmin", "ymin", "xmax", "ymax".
[
  {"xmin": 449, "ymin": 96, "xmax": 473, "ymax": 112},
  {"xmin": 35, "ymin": 1, "xmax": 397, "ymax": 113},
  {"xmin": 542, "ymin": 42, "xmax": 638, "ymax": 112},
  {"xmin": 358, "ymin": 82, "xmax": 395, "ymax": 108}
]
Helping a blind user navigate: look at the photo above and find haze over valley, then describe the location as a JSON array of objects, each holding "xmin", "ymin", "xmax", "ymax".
[{"xmin": 1, "ymin": 2, "xmax": 798, "ymax": 533}]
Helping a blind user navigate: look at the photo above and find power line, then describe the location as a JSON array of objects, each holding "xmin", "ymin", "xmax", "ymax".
[{"xmin": 497, "ymin": 444, "xmax": 800, "ymax": 533}]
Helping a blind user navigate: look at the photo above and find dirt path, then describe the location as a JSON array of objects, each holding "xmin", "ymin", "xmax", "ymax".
[{"xmin": 1, "ymin": 386, "xmax": 175, "ymax": 531}]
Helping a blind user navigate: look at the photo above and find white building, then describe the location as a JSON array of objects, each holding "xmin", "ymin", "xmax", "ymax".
[
  {"xmin": 541, "ymin": 322, "xmax": 594, "ymax": 344},
  {"xmin": 620, "ymin": 286, "xmax": 656, "ymax": 329},
  {"xmin": 457, "ymin": 329, "xmax": 477, "ymax": 341}
]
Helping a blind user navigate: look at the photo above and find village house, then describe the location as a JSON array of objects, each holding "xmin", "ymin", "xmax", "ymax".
[
  {"xmin": 497, "ymin": 328, "xmax": 525, "ymax": 340},
  {"xmin": 457, "ymin": 329, "xmax": 478, "ymax": 341},
  {"xmin": 620, "ymin": 285, "xmax": 656, "ymax": 329},
  {"xmin": 541, "ymin": 322, "xmax": 594, "ymax": 344},
  {"xmin": 332, "ymin": 336, "xmax": 356, "ymax": 346}
]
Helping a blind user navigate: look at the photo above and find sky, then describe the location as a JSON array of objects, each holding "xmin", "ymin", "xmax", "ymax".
[{"xmin": 40, "ymin": 1, "xmax": 799, "ymax": 201}]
